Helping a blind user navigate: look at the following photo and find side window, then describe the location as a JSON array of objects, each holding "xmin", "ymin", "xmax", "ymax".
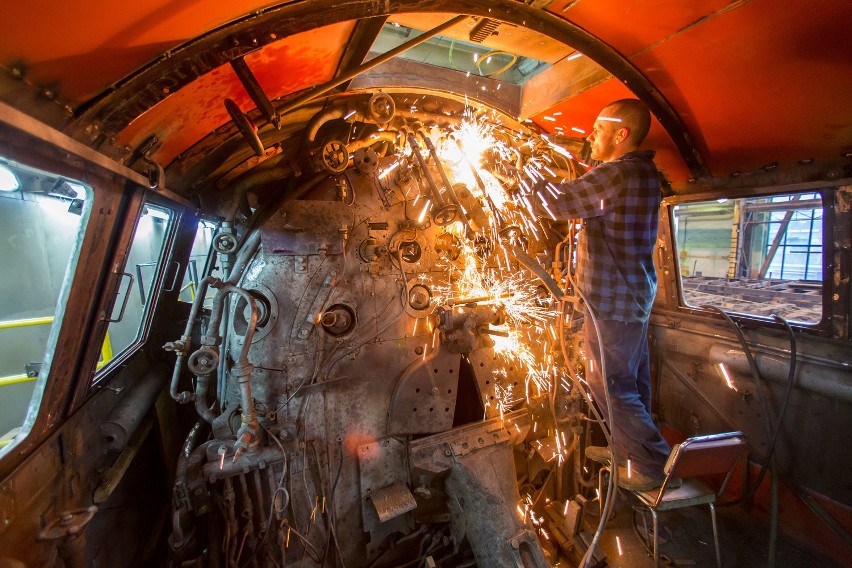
[
  {"xmin": 96, "ymin": 203, "xmax": 176, "ymax": 376},
  {"xmin": 672, "ymin": 191, "xmax": 824, "ymax": 324},
  {"xmin": 178, "ymin": 220, "xmax": 221, "ymax": 306},
  {"xmin": 0, "ymin": 159, "xmax": 91, "ymax": 451}
]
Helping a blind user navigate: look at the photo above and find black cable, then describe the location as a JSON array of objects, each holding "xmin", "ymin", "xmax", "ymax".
[{"xmin": 708, "ymin": 308, "xmax": 797, "ymax": 506}]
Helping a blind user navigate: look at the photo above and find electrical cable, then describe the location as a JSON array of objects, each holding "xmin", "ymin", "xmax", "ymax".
[
  {"xmin": 709, "ymin": 309, "xmax": 797, "ymax": 505},
  {"xmin": 704, "ymin": 309, "xmax": 799, "ymax": 567},
  {"xmin": 552, "ymin": 229, "xmax": 619, "ymax": 568}
]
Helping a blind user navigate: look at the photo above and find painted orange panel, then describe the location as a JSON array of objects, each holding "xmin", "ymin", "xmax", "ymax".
[
  {"xmin": 0, "ymin": 0, "xmax": 283, "ymax": 102},
  {"xmin": 630, "ymin": 0, "xmax": 852, "ymax": 175},
  {"xmin": 115, "ymin": 21, "xmax": 356, "ymax": 165},
  {"xmin": 552, "ymin": 0, "xmax": 734, "ymax": 57},
  {"xmin": 531, "ymin": 78, "xmax": 692, "ymax": 184}
]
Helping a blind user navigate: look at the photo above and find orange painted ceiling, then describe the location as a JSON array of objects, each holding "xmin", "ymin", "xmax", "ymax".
[{"xmin": 1, "ymin": 0, "xmax": 850, "ymax": 186}]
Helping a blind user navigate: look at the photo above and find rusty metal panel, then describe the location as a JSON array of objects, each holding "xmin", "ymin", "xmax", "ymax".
[
  {"xmin": 114, "ymin": 21, "xmax": 356, "ymax": 165},
  {"xmin": 261, "ymin": 200, "xmax": 352, "ymax": 255},
  {"xmin": 387, "ymin": 348, "xmax": 461, "ymax": 435}
]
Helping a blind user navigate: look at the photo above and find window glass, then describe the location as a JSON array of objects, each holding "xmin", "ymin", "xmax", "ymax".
[
  {"xmin": 178, "ymin": 220, "xmax": 221, "ymax": 307},
  {"xmin": 0, "ymin": 159, "xmax": 90, "ymax": 452},
  {"xmin": 672, "ymin": 192, "xmax": 823, "ymax": 324},
  {"xmin": 370, "ymin": 23, "xmax": 552, "ymax": 85},
  {"xmin": 98, "ymin": 204, "xmax": 175, "ymax": 373}
]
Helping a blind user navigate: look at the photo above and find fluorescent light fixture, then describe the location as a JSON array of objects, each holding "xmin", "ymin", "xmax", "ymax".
[{"xmin": 0, "ymin": 164, "xmax": 20, "ymax": 192}]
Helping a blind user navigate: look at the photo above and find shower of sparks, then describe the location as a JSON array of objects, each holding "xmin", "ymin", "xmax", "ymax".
[
  {"xmin": 379, "ymin": 161, "xmax": 400, "ymax": 180},
  {"xmin": 718, "ymin": 363, "xmax": 736, "ymax": 390},
  {"xmin": 417, "ymin": 199, "xmax": 431, "ymax": 224},
  {"xmin": 395, "ymin": 107, "xmax": 594, "ymax": 540}
]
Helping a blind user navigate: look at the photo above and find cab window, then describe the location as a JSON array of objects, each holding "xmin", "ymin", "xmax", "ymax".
[
  {"xmin": 672, "ymin": 191, "xmax": 824, "ymax": 324},
  {"xmin": 0, "ymin": 159, "xmax": 91, "ymax": 452},
  {"xmin": 96, "ymin": 203, "xmax": 177, "ymax": 378},
  {"xmin": 178, "ymin": 219, "xmax": 221, "ymax": 307}
]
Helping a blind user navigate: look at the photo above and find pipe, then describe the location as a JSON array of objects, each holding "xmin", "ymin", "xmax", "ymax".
[
  {"xmin": 168, "ymin": 230, "xmax": 261, "ymax": 403},
  {"xmin": 203, "ymin": 283, "xmax": 260, "ymax": 460},
  {"xmin": 702, "ymin": 343, "xmax": 852, "ymax": 403},
  {"xmin": 346, "ymin": 130, "xmax": 397, "ymax": 154},
  {"xmin": 406, "ymin": 133, "xmax": 458, "ymax": 226},
  {"xmin": 305, "ymin": 106, "xmax": 357, "ymax": 144},
  {"xmin": 202, "ymin": 445, "xmax": 286, "ymax": 481},
  {"xmin": 100, "ymin": 371, "xmax": 165, "ymax": 452},
  {"xmin": 276, "ymin": 15, "xmax": 470, "ymax": 117},
  {"xmin": 223, "ymin": 159, "xmax": 300, "ymax": 223},
  {"xmin": 194, "ymin": 374, "xmax": 217, "ymax": 423}
]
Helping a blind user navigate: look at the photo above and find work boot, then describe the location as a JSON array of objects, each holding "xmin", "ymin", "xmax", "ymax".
[
  {"xmin": 584, "ymin": 445, "xmax": 612, "ymax": 464},
  {"xmin": 584, "ymin": 446, "xmax": 628, "ymax": 466},
  {"xmin": 616, "ymin": 466, "xmax": 682, "ymax": 491}
]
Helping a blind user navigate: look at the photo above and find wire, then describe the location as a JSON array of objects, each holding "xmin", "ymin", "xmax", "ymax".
[
  {"xmin": 708, "ymin": 308, "xmax": 797, "ymax": 505},
  {"xmin": 555, "ymin": 230, "xmax": 620, "ymax": 568}
]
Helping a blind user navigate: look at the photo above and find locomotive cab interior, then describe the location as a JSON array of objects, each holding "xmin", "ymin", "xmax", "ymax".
[{"xmin": 0, "ymin": 2, "xmax": 850, "ymax": 567}]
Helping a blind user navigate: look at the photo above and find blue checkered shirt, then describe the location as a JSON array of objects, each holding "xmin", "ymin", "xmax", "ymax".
[{"xmin": 536, "ymin": 150, "xmax": 661, "ymax": 322}]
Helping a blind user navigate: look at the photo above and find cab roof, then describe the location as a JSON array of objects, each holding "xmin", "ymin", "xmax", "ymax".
[{"xmin": 1, "ymin": 0, "xmax": 850, "ymax": 191}]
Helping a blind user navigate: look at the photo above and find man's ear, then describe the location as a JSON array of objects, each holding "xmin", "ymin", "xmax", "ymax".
[{"xmin": 618, "ymin": 127, "xmax": 631, "ymax": 143}]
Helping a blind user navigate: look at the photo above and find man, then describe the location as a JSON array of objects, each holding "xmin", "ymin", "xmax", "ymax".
[{"xmin": 536, "ymin": 98, "xmax": 672, "ymax": 490}]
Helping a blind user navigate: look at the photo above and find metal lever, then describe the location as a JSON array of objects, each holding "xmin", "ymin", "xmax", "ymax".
[
  {"xmin": 422, "ymin": 134, "xmax": 472, "ymax": 230},
  {"xmin": 406, "ymin": 134, "xmax": 457, "ymax": 226}
]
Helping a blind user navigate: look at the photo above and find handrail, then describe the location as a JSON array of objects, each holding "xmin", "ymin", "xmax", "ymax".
[
  {"xmin": 0, "ymin": 316, "xmax": 54, "ymax": 386},
  {"xmin": 0, "ymin": 316, "xmax": 54, "ymax": 330},
  {"xmin": 180, "ymin": 281, "xmax": 197, "ymax": 301},
  {"xmin": 0, "ymin": 315, "xmax": 113, "ymax": 384}
]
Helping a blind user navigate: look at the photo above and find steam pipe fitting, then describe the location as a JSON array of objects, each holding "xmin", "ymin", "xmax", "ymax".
[
  {"xmin": 168, "ymin": 230, "xmax": 260, "ymax": 404},
  {"xmin": 346, "ymin": 130, "xmax": 398, "ymax": 155},
  {"xmin": 205, "ymin": 284, "xmax": 260, "ymax": 460}
]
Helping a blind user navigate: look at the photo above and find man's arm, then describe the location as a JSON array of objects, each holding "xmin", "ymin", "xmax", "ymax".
[{"xmin": 534, "ymin": 162, "xmax": 622, "ymax": 221}]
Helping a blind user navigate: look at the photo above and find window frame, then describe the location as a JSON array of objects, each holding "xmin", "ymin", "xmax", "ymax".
[
  {"xmin": 665, "ymin": 183, "xmax": 840, "ymax": 336},
  {"xmin": 0, "ymin": 102, "xmax": 196, "ymax": 475},
  {"xmin": 90, "ymin": 194, "xmax": 182, "ymax": 386}
]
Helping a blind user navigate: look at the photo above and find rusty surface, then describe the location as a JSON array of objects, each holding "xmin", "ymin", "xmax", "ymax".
[{"xmin": 114, "ymin": 21, "xmax": 355, "ymax": 165}]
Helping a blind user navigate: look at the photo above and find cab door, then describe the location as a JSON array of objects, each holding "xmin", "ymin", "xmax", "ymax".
[{"xmin": 0, "ymin": 103, "xmax": 196, "ymax": 567}]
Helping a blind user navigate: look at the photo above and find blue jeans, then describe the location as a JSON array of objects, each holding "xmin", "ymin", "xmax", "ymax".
[{"xmin": 583, "ymin": 317, "xmax": 671, "ymax": 478}]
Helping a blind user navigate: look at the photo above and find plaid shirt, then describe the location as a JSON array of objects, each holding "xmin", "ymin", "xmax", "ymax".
[{"xmin": 537, "ymin": 150, "xmax": 661, "ymax": 321}]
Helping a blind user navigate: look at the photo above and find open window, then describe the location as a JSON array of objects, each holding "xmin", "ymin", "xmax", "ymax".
[
  {"xmin": 671, "ymin": 191, "xmax": 825, "ymax": 325},
  {"xmin": 0, "ymin": 158, "xmax": 91, "ymax": 451}
]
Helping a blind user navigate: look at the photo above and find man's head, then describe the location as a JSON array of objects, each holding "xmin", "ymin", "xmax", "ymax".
[{"xmin": 587, "ymin": 99, "xmax": 652, "ymax": 162}]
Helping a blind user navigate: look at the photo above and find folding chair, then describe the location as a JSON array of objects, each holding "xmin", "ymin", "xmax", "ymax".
[{"xmin": 631, "ymin": 432, "xmax": 747, "ymax": 567}]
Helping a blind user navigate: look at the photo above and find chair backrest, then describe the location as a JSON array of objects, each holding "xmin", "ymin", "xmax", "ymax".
[{"xmin": 664, "ymin": 432, "xmax": 747, "ymax": 483}]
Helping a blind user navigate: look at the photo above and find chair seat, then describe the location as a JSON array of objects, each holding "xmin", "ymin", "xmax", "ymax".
[{"xmin": 635, "ymin": 478, "xmax": 717, "ymax": 511}]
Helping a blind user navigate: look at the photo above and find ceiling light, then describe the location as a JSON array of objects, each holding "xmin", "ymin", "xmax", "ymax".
[{"xmin": 0, "ymin": 164, "xmax": 20, "ymax": 192}]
